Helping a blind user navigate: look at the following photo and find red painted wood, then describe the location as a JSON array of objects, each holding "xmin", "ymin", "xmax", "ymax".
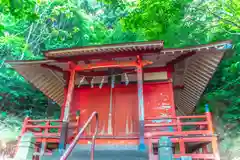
[
  {"xmin": 76, "ymin": 66, "xmax": 172, "ymax": 77},
  {"xmin": 112, "ymin": 85, "xmax": 138, "ymax": 136},
  {"xmin": 74, "ymin": 60, "xmax": 152, "ymax": 71},
  {"xmin": 146, "ymin": 130, "xmax": 212, "ymax": 137},
  {"xmin": 62, "ymin": 67, "xmax": 76, "ymax": 121},
  {"xmin": 26, "ymin": 125, "xmax": 62, "ymax": 129},
  {"xmin": 144, "ymin": 82, "xmax": 175, "ymax": 118},
  {"xmin": 173, "ymin": 85, "xmax": 184, "ymax": 89},
  {"xmin": 72, "ymin": 87, "xmax": 110, "ymax": 136},
  {"xmin": 145, "ymin": 121, "xmax": 208, "ymax": 127},
  {"xmin": 177, "ymin": 115, "xmax": 206, "ymax": 119},
  {"xmin": 69, "ymin": 82, "xmax": 175, "ymax": 138},
  {"xmin": 149, "ymin": 137, "xmax": 215, "ymax": 143}
]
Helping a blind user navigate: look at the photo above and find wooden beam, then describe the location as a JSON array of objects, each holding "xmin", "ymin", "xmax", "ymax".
[
  {"xmin": 77, "ymin": 66, "xmax": 172, "ymax": 77},
  {"xmin": 68, "ymin": 61, "xmax": 77, "ymax": 70},
  {"xmin": 83, "ymin": 59, "xmax": 94, "ymax": 84},
  {"xmin": 84, "ymin": 60, "xmax": 90, "ymax": 64},
  {"xmin": 173, "ymin": 85, "xmax": 184, "ymax": 89},
  {"xmin": 41, "ymin": 64, "xmax": 64, "ymax": 73},
  {"xmin": 47, "ymin": 50, "xmax": 161, "ymax": 61},
  {"xmin": 76, "ymin": 66, "xmax": 171, "ymax": 77},
  {"xmin": 167, "ymin": 51, "xmax": 196, "ymax": 65},
  {"xmin": 74, "ymin": 60, "xmax": 153, "ymax": 71}
]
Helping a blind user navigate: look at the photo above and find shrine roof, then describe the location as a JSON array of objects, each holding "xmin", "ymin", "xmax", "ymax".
[
  {"xmin": 42, "ymin": 40, "xmax": 231, "ymax": 61},
  {"xmin": 44, "ymin": 40, "xmax": 164, "ymax": 59},
  {"xmin": 6, "ymin": 40, "xmax": 232, "ymax": 115}
]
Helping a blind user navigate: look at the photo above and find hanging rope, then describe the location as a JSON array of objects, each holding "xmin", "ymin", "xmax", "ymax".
[
  {"xmin": 78, "ymin": 76, "xmax": 85, "ymax": 87},
  {"xmin": 111, "ymin": 75, "xmax": 115, "ymax": 88},
  {"xmin": 91, "ymin": 77, "xmax": 95, "ymax": 88},
  {"xmin": 99, "ymin": 76, "xmax": 105, "ymax": 89},
  {"xmin": 124, "ymin": 73, "xmax": 129, "ymax": 86},
  {"xmin": 77, "ymin": 68, "xmax": 137, "ymax": 78}
]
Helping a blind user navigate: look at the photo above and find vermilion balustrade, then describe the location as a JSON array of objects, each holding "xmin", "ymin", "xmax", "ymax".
[
  {"xmin": 17, "ymin": 114, "xmax": 81, "ymax": 157},
  {"xmin": 17, "ymin": 111, "xmax": 219, "ymax": 160},
  {"xmin": 145, "ymin": 111, "xmax": 220, "ymax": 160}
]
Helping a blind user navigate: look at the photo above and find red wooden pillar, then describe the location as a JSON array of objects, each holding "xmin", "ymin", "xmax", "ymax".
[
  {"xmin": 59, "ymin": 62, "xmax": 76, "ymax": 153},
  {"xmin": 136, "ymin": 56, "xmax": 146, "ymax": 151},
  {"xmin": 205, "ymin": 104, "xmax": 220, "ymax": 160}
]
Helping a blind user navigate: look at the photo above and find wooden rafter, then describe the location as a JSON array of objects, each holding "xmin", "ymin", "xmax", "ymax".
[
  {"xmin": 167, "ymin": 51, "xmax": 196, "ymax": 66},
  {"xmin": 41, "ymin": 64, "xmax": 64, "ymax": 73}
]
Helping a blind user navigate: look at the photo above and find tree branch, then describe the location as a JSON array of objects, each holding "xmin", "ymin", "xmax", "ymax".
[
  {"xmin": 190, "ymin": 6, "xmax": 240, "ymax": 29},
  {"xmin": 222, "ymin": 27, "xmax": 240, "ymax": 35}
]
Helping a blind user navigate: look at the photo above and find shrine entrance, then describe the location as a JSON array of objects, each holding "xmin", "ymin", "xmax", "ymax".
[
  {"xmin": 69, "ymin": 80, "xmax": 175, "ymax": 139},
  {"xmin": 71, "ymin": 84, "xmax": 139, "ymax": 137}
]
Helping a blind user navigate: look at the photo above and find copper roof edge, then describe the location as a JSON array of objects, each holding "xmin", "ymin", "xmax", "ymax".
[
  {"xmin": 43, "ymin": 40, "xmax": 232, "ymax": 58},
  {"xmin": 43, "ymin": 40, "xmax": 164, "ymax": 55},
  {"xmin": 162, "ymin": 40, "xmax": 232, "ymax": 52},
  {"xmin": 6, "ymin": 40, "xmax": 232, "ymax": 65},
  {"xmin": 6, "ymin": 59, "xmax": 56, "ymax": 65}
]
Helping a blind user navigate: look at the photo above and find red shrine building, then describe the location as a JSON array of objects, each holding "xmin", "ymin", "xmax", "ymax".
[{"xmin": 7, "ymin": 40, "xmax": 232, "ymax": 160}]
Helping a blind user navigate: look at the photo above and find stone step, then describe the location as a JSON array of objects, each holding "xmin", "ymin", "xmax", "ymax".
[{"xmin": 41, "ymin": 144, "xmax": 148, "ymax": 160}]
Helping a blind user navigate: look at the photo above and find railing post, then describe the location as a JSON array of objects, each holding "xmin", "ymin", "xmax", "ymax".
[
  {"xmin": 177, "ymin": 117, "xmax": 185, "ymax": 154},
  {"xmin": 19, "ymin": 117, "xmax": 29, "ymax": 140},
  {"xmin": 158, "ymin": 136, "xmax": 173, "ymax": 160},
  {"xmin": 40, "ymin": 120, "xmax": 49, "ymax": 155},
  {"xmin": 205, "ymin": 104, "xmax": 220, "ymax": 160},
  {"xmin": 205, "ymin": 104, "xmax": 213, "ymax": 133},
  {"xmin": 202, "ymin": 144, "xmax": 208, "ymax": 154}
]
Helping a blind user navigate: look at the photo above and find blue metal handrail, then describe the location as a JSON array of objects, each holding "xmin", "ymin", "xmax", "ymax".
[{"xmin": 60, "ymin": 111, "xmax": 99, "ymax": 160}]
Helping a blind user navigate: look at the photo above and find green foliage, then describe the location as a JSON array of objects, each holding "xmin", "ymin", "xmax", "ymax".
[
  {"xmin": 121, "ymin": 0, "xmax": 191, "ymax": 42},
  {"xmin": 0, "ymin": 0, "xmax": 38, "ymax": 26}
]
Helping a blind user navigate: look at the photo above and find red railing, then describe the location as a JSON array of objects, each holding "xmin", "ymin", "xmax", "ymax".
[
  {"xmin": 17, "ymin": 114, "xmax": 81, "ymax": 157},
  {"xmin": 145, "ymin": 111, "xmax": 220, "ymax": 160},
  {"xmin": 17, "ymin": 110, "xmax": 219, "ymax": 160}
]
